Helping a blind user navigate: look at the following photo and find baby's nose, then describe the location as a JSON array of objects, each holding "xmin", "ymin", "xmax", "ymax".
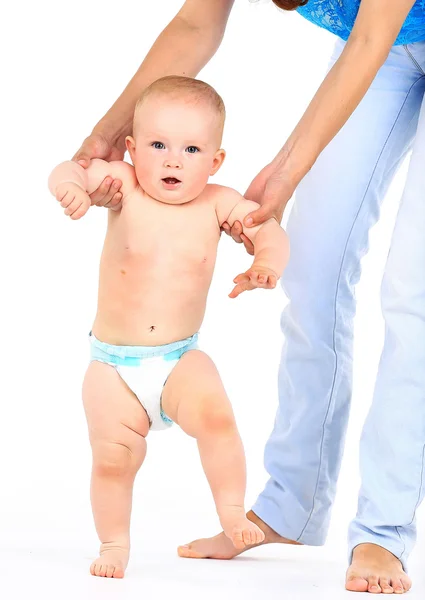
[{"xmin": 165, "ymin": 158, "xmax": 182, "ymax": 169}]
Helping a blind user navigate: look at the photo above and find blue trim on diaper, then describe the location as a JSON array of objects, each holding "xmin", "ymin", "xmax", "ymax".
[
  {"xmin": 160, "ymin": 409, "xmax": 174, "ymax": 424},
  {"xmin": 89, "ymin": 331, "xmax": 199, "ymax": 361},
  {"xmin": 163, "ymin": 348, "xmax": 185, "ymax": 361}
]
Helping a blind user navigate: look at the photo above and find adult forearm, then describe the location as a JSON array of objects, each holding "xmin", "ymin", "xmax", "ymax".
[
  {"xmin": 94, "ymin": 16, "xmax": 224, "ymax": 145},
  {"xmin": 274, "ymin": 36, "xmax": 390, "ymax": 196}
]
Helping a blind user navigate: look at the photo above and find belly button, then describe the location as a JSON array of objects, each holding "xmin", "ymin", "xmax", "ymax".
[{"xmin": 120, "ymin": 269, "xmax": 126, "ymax": 275}]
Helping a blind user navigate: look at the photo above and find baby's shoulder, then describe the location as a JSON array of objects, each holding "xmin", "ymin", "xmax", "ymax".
[{"xmin": 203, "ymin": 183, "xmax": 241, "ymax": 206}]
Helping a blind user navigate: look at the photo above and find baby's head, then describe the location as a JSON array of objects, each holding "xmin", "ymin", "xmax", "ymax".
[{"xmin": 126, "ymin": 76, "xmax": 226, "ymax": 205}]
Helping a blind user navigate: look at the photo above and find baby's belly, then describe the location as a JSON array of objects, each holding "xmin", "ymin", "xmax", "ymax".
[{"xmin": 92, "ymin": 246, "xmax": 216, "ymax": 346}]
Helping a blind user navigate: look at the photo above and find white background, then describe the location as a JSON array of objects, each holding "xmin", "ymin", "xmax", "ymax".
[{"xmin": 2, "ymin": 0, "xmax": 424, "ymax": 597}]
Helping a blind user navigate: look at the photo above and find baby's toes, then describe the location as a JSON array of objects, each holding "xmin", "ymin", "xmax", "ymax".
[
  {"xmin": 112, "ymin": 565, "xmax": 125, "ymax": 578},
  {"xmin": 252, "ymin": 524, "xmax": 265, "ymax": 545},
  {"xmin": 96, "ymin": 564, "xmax": 106, "ymax": 577},
  {"xmin": 105, "ymin": 564, "xmax": 116, "ymax": 578},
  {"xmin": 242, "ymin": 528, "xmax": 253, "ymax": 547},
  {"xmin": 90, "ymin": 560, "xmax": 102, "ymax": 577},
  {"xmin": 231, "ymin": 528, "xmax": 247, "ymax": 549}
]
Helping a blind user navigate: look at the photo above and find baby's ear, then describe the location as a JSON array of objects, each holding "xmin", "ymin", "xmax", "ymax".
[
  {"xmin": 125, "ymin": 136, "xmax": 136, "ymax": 161},
  {"xmin": 210, "ymin": 149, "xmax": 226, "ymax": 176}
]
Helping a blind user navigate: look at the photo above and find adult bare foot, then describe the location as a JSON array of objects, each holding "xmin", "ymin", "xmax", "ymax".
[
  {"xmin": 178, "ymin": 510, "xmax": 301, "ymax": 559},
  {"xmin": 90, "ymin": 543, "xmax": 129, "ymax": 578},
  {"xmin": 345, "ymin": 544, "xmax": 412, "ymax": 594}
]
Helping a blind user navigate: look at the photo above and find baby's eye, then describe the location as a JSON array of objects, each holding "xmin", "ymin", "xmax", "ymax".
[
  {"xmin": 186, "ymin": 146, "xmax": 200, "ymax": 154},
  {"xmin": 152, "ymin": 142, "xmax": 165, "ymax": 150}
]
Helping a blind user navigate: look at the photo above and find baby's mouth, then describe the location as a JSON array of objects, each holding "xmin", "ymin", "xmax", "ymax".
[{"xmin": 162, "ymin": 177, "xmax": 181, "ymax": 185}]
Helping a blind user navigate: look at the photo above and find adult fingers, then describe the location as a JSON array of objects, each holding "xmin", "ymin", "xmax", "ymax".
[
  {"xmin": 240, "ymin": 233, "xmax": 254, "ymax": 255},
  {"xmin": 104, "ymin": 192, "xmax": 123, "ymax": 210},
  {"xmin": 229, "ymin": 220, "xmax": 244, "ymax": 243},
  {"xmin": 89, "ymin": 178, "xmax": 121, "ymax": 206}
]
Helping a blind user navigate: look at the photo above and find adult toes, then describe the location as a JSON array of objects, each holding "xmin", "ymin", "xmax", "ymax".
[
  {"xmin": 391, "ymin": 578, "xmax": 405, "ymax": 594},
  {"xmin": 368, "ymin": 576, "xmax": 382, "ymax": 593},
  {"xmin": 400, "ymin": 574, "xmax": 412, "ymax": 592},
  {"xmin": 379, "ymin": 578, "xmax": 393, "ymax": 594},
  {"xmin": 345, "ymin": 575, "xmax": 369, "ymax": 592}
]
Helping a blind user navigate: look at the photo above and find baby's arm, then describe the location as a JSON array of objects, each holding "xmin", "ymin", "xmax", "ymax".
[
  {"xmin": 48, "ymin": 159, "xmax": 137, "ymax": 219},
  {"xmin": 215, "ymin": 187, "xmax": 290, "ymax": 298}
]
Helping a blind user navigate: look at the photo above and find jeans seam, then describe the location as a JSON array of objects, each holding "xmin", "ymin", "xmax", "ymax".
[
  {"xmin": 296, "ymin": 74, "xmax": 425, "ymax": 543},
  {"xmin": 396, "ymin": 526, "xmax": 406, "ymax": 561},
  {"xmin": 404, "ymin": 44, "xmax": 425, "ymax": 75},
  {"xmin": 399, "ymin": 442, "xmax": 425, "ymax": 560}
]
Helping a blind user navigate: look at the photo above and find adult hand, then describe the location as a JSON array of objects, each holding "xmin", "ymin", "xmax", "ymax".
[
  {"xmin": 72, "ymin": 131, "xmax": 126, "ymax": 209},
  {"xmin": 222, "ymin": 162, "xmax": 294, "ymax": 255}
]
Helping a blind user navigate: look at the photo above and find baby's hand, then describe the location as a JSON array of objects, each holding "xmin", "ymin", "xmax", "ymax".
[
  {"xmin": 229, "ymin": 265, "xmax": 278, "ymax": 299},
  {"xmin": 54, "ymin": 182, "xmax": 91, "ymax": 220}
]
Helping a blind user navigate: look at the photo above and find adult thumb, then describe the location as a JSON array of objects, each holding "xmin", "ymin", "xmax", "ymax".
[
  {"xmin": 72, "ymin": 135, "xmax": 106, "ymax": 167},
  {"xmin": 76, "ymin": 157, "xmax": 90, "ymax": 168},
  {"xmin": 72, "ymin": 147, "xmax": 92, "ymax": 168},
  {"xmin": 243, "ymin": 204, "xmax": 273, "ymax": 228}
]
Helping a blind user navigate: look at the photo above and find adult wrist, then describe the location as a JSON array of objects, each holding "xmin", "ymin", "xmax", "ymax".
[
  {"xmin": 93, "ymin": 116, "xmax": 132, "ymax": 147},
  {"xmin": 273, "ymin": 138, "xmax": 319, "ymax": 193}
]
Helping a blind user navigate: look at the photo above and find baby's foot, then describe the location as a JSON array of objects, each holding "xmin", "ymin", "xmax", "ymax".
[
  {"xmin": 219, "ymin": 505, "xmax": 265, "ymax": 550},
  {"xmin": 90, "ymin": 544, "xmax": 129, "ymax": 578},
  {"xmin": 178, "ymin": 510, "xmax": 300, "ymax": 559}
]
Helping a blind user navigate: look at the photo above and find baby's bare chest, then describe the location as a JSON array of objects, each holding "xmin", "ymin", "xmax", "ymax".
[{"xmin": 105, "ymin": 196, "xmax": 221, "ymax": 274}]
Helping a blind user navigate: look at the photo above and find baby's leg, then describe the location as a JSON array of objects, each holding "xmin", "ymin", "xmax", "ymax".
[
  {"xmin": 82, "ymin": 361, "xmax": 150, "ymax": 578},
  {"xmin": 161, "ymin": 350, "xmax": 264, "ymax": 550}
]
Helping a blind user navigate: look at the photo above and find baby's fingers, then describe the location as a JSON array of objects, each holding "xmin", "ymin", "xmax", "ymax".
[
  {"xmin": 229, "ymin": 280, "xmax": 254, "ymax": 299},
  {"xmin": 233, "ymin": 273, "xmax": 249, "ymax": 284},
  {"xmin": 268, "ymin": 274, "xmax": 277, "ymax": 288},
  {"xmin": 257, "ymin": 273, "xmax": 277, "ymax": 288},
  {"xmin": 229, "ymin": 284, "xmax": 245, "ymax": 299},
  {"xmin": 59, "ymin": 191, "xmax": 74, "ymax": 209},
  {"xmin": 63, "ymin": 197, "xmax": 89, "ymax": 220},
  {"xmin": 247, "ymin": 270, "xmax": 259, "ymax": 286},
  {"xmin": 69, "ymin": 201, "xmax": 89, "ymax": 220},
  {"xmin": 64, "ymin": 197, "xmax": 82, "ymax": 217}
]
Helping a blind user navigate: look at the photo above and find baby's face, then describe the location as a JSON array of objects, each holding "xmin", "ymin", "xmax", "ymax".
[{"xmin": 126, "ymin": 96, "xmax": 225, "ymax": 204}]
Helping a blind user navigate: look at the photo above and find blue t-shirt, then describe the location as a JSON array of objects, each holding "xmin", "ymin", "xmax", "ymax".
[{"xmin": 296, "ymin": 0, "xmax": 425, "ymax": 45}]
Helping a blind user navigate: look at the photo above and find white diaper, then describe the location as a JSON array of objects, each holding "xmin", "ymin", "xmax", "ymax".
[{"xmin": 89, "ymin": 331, "xmax": 199, "ymax": 431}]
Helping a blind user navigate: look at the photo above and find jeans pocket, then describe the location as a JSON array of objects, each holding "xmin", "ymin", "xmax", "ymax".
[{"xmin": 404, "ymin": 43, "xmax": 425, "ymax": 75}]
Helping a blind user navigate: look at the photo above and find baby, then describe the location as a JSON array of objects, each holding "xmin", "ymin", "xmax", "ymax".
[{"xmin": 48, "ymin": 76, "xmax": 289, "ymax": 578}]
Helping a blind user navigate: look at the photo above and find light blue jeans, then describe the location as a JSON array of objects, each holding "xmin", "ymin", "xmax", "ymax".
[{"xmin": 252, "ymin": 39, "xmax": 425, "ymax": 570}]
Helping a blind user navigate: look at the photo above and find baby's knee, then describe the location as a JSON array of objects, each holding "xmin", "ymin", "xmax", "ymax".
[
  {"xmin": 197, "ymin": 403, "xmax": 236, "ymax": 436},
  {"xmin": 92, "ymin": 440, "xmax": 145, "ymax": 477}
]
